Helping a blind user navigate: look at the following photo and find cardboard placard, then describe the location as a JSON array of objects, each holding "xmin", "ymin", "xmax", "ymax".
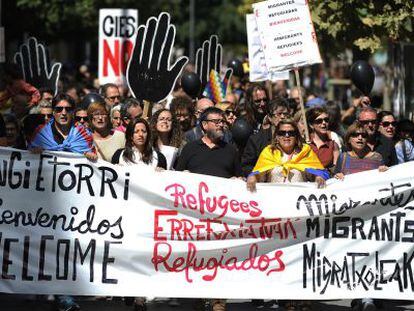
[{"xmin": 98, "ymin": 9, "xmax": 139, "ymax": 86}]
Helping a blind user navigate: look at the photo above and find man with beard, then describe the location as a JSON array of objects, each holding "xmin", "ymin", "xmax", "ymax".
[
  {"xmin": 175, "ymin": 107, "xmax": 241, "ymax": 311},
  {"xmin": 176, "ymin": 106, "xmax": 241, "ymax": 178},
  {"xmin": 247, "ymin": 84, "xmax": 269, "ymax": 131}
]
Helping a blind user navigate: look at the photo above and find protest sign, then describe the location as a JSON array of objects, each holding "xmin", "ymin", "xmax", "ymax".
[
  {"xmin": 127, "ymin": 12, "xmax": 188, "ymax": 107},
  {"xmin": 99, "ymin": 9, "xmax": 138, "ymax": 86},
  {"xmin": 0, "ymin": 27, "xmax": 5, "ymax": 63},
  {"xmin": 14, "ymin": 37, "xmax": 62, "ymax": 95},
  {"xmin": 246, "ymin": 14, "xmax": 289, "ymax": 82},
  {"xmin": 252, "ymin": 0, "xmax": 322, "ymax": 72},
  {"xmin": 0, "ymin": 147, "xmax": 414, "ymax": 300}
]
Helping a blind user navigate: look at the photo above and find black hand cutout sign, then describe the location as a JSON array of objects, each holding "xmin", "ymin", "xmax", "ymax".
[
  {"xmin": 195, "ymin": 35, "xmax": 232, "ymax": 92},
  {"xmin": 127, "ymin": 12, "xmax": 188, "ymax": 103},
  {"xmin": 14, "ymin": 37, "xmax": 61, "ymax": 95}
]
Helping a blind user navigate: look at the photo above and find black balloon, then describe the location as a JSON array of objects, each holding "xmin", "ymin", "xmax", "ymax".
[
  {"xmin": 350, "ymin": 60, "xmax": 375, "ymax": 96},
  {"xmin": 181, "ymin": 72, "xmax": 201, "ymax": 98},
  {"xmin": 227, "ymin": 59, "xmax": 244, "ymax": 78},
  {"xmin": 81, "ymin": 92, "xmax": 106, "ymax": 109},
  {"xmin": 231, "ymin": 118, "xmax": 253, "ymax": 146}
]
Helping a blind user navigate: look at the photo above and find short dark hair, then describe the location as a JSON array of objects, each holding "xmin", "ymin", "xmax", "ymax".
[
  {"xmin": 267, "ymin": 96, "xmax": 289, "ymax": 116},
  {"xmin": 345, "ymin": 122, "xmax": 368, "ymax": 150},
  {"xmin": 306, "ymin": 106, "xmax": 328, "ymax": 125},
  {"xmin": 52, "ymin": 93, "xmax": 75, "ymax": 109},
  {"xmin": 378, "ymin": 110, "xmax": 395, "ymax": 123},
  {"xmin": 120, "ymin": 98, "xmax": 143, "ymax": 120},
  {"xmin": 199, "ymin": 106, "xmax": 224, "ymax": 122},
  {"xmin": 100, "ymin": 83, "xmax": 119, "ymax": 97}
]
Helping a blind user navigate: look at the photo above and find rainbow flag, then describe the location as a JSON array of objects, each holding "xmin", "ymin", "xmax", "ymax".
[
  {"xmin": 202, "ymin": 69, "xmax": 229, "ymax": 104},
  {"xmin": 250, "ymin": 144, "xmax": 329, "ymax": 180}
]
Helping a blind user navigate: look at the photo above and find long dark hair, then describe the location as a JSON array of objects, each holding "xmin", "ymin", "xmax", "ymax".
[
  {"xmin": 123, "ymin": 118, "xmax": 153, "ymax": 164},
  {"xmin": 270, "ymin": 119, "xmax": 303, "ymax": 153},
  {"xmin": 150, "ymin": 108, "xmax": 183, "ymax": 149}
]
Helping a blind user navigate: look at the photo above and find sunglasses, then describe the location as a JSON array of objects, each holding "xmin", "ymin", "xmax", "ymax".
[
  {"xmin": 54, "ymin": 106, "xmax": 74, "ymax": 113},
  {"xmin": 277, "ymin": 130, "xmax": 296, "ymax": 137},
  {"xmin": 380, "ymin": 121, "xmax": 397, "ymax": 127},
  {"xmin": 359, "ymin": 119, "xmax": 377, "ymax": 126},
  {"xmin": 225, "ymin": 109, "xmax": 235, "ymax": 115},
  {"xmin": 75, "ymin": 116, "xmax": 88, "ymax": 122},
  {"xmin": 254, "ymin": 98, "xmax": 268, "ymax": 104},
  {"xmin": 107, "ymin": 95, "xmax": 121, "ymax": 101},
  {"xmin": 42, "ymin": 113, "xmax": 53, "ymax": 119},
  {"xmin": 350, "ymin": 132, "xmax": 368, "ymax": 138},
  {"xmin": 313, "ymin": 117, "xmax": 329, "ymax": 124}
]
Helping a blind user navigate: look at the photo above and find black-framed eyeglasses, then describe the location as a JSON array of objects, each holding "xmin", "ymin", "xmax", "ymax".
[
  {"xmin": 313, "ymin": 117, "xmax": 329, "ymax": 124},
  {"xmin": 54, "ymin": 106, "xmax": 74, "ymax": 113},
  {"xmin": 350, "ymin": 132, "xmax": 368, "ymax": 139},
  {"xmin": 75, "ymin": 116, "xmax": 88, "ymax": 122},
  {"xmin": 276, "ymin": 130, "xmax": 296, "ymax": 137},
  {"xmin": 380, "ymin": 121, "xmax": 397, "ymax": 127},
  {"xmin": 205, "ymin": 119, "xmax": 225, "ymax": 125}
]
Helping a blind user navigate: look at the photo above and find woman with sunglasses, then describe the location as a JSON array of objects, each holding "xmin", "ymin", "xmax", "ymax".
[
  {"xmin": 247, "ymin": 119, "xmax": 327, "ymax": 189},
  {"xmin": 378, "ymin": 111, "xmax": 396, "ymax": 140},
  {"xmin": 334, "ymin": 122, "xmax": 387, "ymax": 180},
  {"xmin": 87, "ymin": 102, "xmax": 125, "ymax": 162},
  {"xmin": 246, "ymin": 119, "xmax": 326, "ymax": 311},
  {"xmin": 306, "ymin": 107, "xmax": 340, "ymax": 172}
]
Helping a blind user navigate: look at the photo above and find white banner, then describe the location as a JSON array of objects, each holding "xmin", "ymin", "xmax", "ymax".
[
  {"xmin": 98, "ymin": 9, "xmax": 138, "ymax": 86},
  {"xmin": 1, "ymin": 147, "xmax": 414, "ymax": 299},
  {"xmin": 246, "ymin": 14, "xmax": 289, "ymax": 82},
  {"xmin": 0, "ymin": 27, "xmax": 5, "ymax": 63},
  {"xmin": 252, "ymin": 0, "xmax": 322, "ymax": 71}
]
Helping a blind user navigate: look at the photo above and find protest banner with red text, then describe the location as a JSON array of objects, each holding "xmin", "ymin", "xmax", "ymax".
[
  {"xmin": 98, "ymin": 9, "xmax": 138, "ymax": 85},
  {"xmin": 0, "ymin": 147, "xmax": 414, "ymax": 299}
]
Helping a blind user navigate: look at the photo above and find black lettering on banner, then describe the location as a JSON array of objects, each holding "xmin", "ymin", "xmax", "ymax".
[
  {"xmin": 2, "ymin": 237, "xmax": 18, "ymax": 280},
  {"xmin": 123, "ymin": 172, "xmax": 130, "ymax": 200},
  {"xmin": 48, "ymin": 157, "xmax": 70, "ymax": 192},
  {"xmin": 22, "ymin": 236, "xmax": 34, "ymax": 281},
  {"xmin": 23, "ymin": 161, "xmax": 31, "ymax": 188},
  {"xmin": 56, "ymin": 239, "xmax": 70, "ymax": 280},
  {"xmin": 36, "ymin": 154, "xmax": 53, "ymax": 191},
  {"xmin": 75, "ymin": 163, "xmax": 95, "ymax": 195},
  {"xmin": 305, "ymin": 217, "xmax": 320, "ymax": 237},
  {"xmin": 99, "ymin": 167, "xmax": 118, "ymax": 198},
  {"xmin": 125, "ymin": 16, "xmax": 136, "ymax": 37},
  {"xmin": 9, "ymin": 152, "xmax": 22, "ymax": 189},
  {"xmin": 58, "ymin": 169, "xmax": 77, "ymax": 191},
  {"xmin": 73, "ymin": 238, "xmax": 96, "ymax": 282},
  {"xmin": 102, "ymin": 241, "xmax": 121, "ymax": 284},
  {"xmin": 38, "ymin": 235, "xmax": 53, "ymax": 281}
]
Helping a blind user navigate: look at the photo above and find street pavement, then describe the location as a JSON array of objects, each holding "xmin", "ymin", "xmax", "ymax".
[{"xmin": 2, "ymin": 296, "xmax": 414, "ymax": 311}]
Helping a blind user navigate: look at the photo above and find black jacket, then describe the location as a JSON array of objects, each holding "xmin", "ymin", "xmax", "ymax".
[{"xmin": 241, "ymin": 128, "xmax": 273, "ymax": 177}]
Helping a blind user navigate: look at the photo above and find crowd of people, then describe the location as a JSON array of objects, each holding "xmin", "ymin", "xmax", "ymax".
[{"xmin": 0, "ymin": 61, "xmax": 414, "ymax": 311}]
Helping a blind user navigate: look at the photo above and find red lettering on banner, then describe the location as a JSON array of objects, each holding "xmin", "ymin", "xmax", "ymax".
[
  {"xmin": 102, "ymin": 39, "xmax": 134, "ymax": 77},
  {"xmin": 164, "ymin": 182, "xmax": 262, "ymax": 218},
  {"xmin": 154, "ymin": 211, "xmax": 298, "ymax": 241},
  {"xmin": 152, "ymin": 242, "xmax": 284, "ymax": 283}
]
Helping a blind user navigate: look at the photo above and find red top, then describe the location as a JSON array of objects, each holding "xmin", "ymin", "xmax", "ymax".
[{"xmin": 309, "ymin": 139, "xmax": 335, "ymax": 168}]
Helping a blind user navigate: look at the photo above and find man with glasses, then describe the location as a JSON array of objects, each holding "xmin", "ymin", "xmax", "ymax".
[
  {"xmin": 116, "ymin": 98, "xmax": 144, "ymax": 133},
  {"xmin": 242, "ymin": 97, "xmax": 290, "ymax": 177},
  {"xmin": 176, "ymin": 106, "xmax": 241, "ymax": 178},
  {"xmin": 100, "ymin": 83, "xmax": 121, "ymax": 109},
  {"xmin": 358, "ymin": 107, "xmax": 397, "ymax": 167}
]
